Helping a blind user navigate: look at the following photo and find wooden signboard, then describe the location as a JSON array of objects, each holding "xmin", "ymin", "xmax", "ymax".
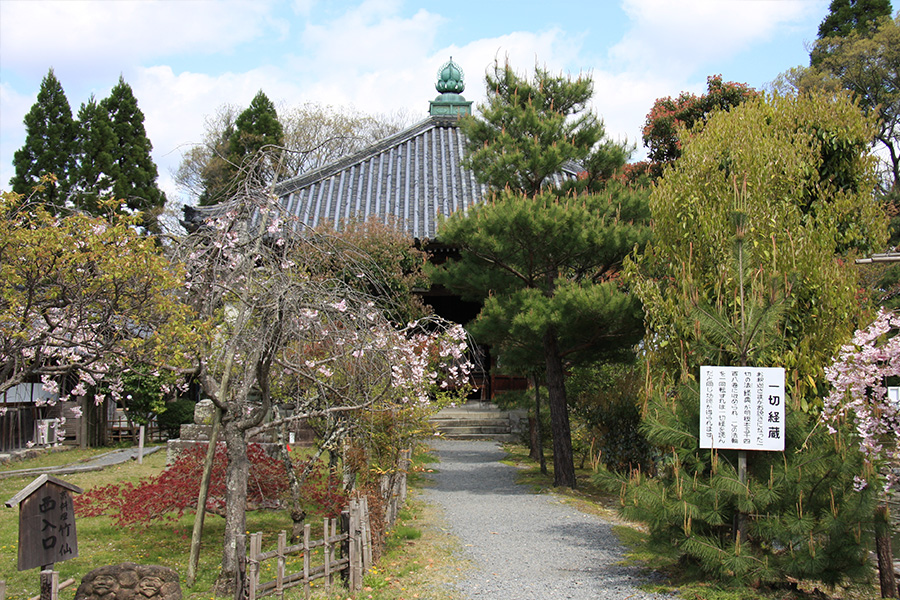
[{"xmin": 5, "ymin": 475, "xmax": 82, "ymax": 571}]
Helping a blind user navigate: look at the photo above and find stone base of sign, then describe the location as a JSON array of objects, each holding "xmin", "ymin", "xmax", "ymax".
[
  {"xmin": 74, "ymin": 563, "xmax": 180, "ymax": 600},
  {"xmin": 0, "ymin": 446, "xmax": 69, "ymax": 466}
]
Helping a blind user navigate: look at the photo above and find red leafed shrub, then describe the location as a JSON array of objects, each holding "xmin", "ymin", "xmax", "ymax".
[
  {"xmin": 298, "ymin": 460, "xmax": 346, "ymax": 519},
  {"xmin": 76, "ymin": 444, "xmax": 326, "ymax": 528}
]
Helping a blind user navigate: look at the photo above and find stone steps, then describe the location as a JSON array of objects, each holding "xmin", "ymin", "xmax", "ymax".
[{"xmin": 429, "ymin": 402, "xmax": 526, "ymax": 442}]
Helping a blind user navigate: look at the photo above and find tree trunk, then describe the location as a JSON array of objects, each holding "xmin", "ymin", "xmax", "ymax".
[
  {"xmin": 875, "ymin": 502, "xmax": 898, "ymax": 599},
  {"xmin": 529, "ymin": 374, "xmax": 547, "ymax": 475},
  {"xmin": 542, "ymin": 327, "xmax": 576, "ymax": 489},
  {"xmin": 276, "ymin": 423, "xmax": 306, "ymax": 543},
  {"xmin": 342, "ymin": 436, "xmax": 355, "ymax": 493},
  {"xmin": 217, "ymin": 419, "xmax": 250, "ymax": 594},
  {"xmin": 186, "ymin": 405, "xmax": 222, "ymax": 586}
]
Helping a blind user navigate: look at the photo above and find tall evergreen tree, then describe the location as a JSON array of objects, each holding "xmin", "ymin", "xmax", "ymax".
[
  {"xmin": 818, "ymin": 0, "xmax": 892, "ymax": 38},
  {"xmin": 432, "ymin": 60, "xmax": 651, "ymax": 488},
  {"xmin": 100, "ymin": 76, "xmax": 166, "ymax": 231},
  {"xmin": 227, "ymin": 90, "xmax": 284, "ymax": 188},
  {"xmin": 72, "ymin": 94, "xmax": 117, "ymax": 214},
  {"xmin": 229, "ymin": 90, "xmax": 283, "ymax": 162},
  {"xmin": 10, "ymin": 68, "xmax": 77, "ymax": 210},
  {"xmin": 811, "ymin": 0, "xmax": 892, "ymax": 64},
  {"xmin": 780, "ymin": 14, "xmax": 900, "ymax": 305},
  {"xmin": 199, "ymin": 112, "xmax": 238, "ymax": 206}
]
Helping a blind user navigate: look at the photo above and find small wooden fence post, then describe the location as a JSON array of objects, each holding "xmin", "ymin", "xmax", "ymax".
[
  {"xmin": 360, "ymin": 496, "xmax": 372, "ymax": 571},
  {"xmin": 380, "ymin": 449, "xmax": 411, "ymax": 527},
  {"xmin": 39, "ymin": 570, "xmax": 57, "ymax": 600},
  {"xmin": 248, "ymin": 532, "xmax": 262, "ymax": 600},
  {"xmin": 340, "ymin": 509, "xmax": 350, "ymax": 587},
  {"xmin": 276, "ymin": 531, "xmax": 286, "ymax": 600},
  {"xmin": 348, "ymin": 498, "xmax": 362, "ymax": 591},
  {"xmin": 302, "ymin": 524, "xmax": 310, "ymax": 600},
  {"xmin": 234, "ymin": 534, "xmax": 247, "ymax": 600},
  {"xmin": 397, "ymin": 449, "xmax": 411, "ymax": 507},
  {"xmin": 323, "ymin": 517, "xmax": 334, "ymax": 591}
]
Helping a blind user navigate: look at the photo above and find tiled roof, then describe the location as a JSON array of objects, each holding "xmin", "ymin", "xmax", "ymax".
[
  {"xmin": 274, "ymin": 115, "xmax": 578, "ymax": 241},
  {"xmin": 274, "ymin": 115, "xmax": 483, "ymax": 241}
]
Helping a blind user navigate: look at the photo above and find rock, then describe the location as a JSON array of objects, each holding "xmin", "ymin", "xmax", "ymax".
[
  {"xmin": 193, "ymin": 399, "xmax": 216, "ymax": 425},
  {"xmin": 74, "ymin": 563, "xmax": 181, "ymax": 600}
]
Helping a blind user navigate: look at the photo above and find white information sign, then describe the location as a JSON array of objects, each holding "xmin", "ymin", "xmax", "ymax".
[
  {"xmin": 888, "ymin": 386, "xmax": 900, "ymax": 409},
  {"xmin": 700, "ymin": 366, "xmax": 785, "ymax": 451}
]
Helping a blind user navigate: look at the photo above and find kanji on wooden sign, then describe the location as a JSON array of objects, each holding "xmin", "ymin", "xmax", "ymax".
[{"xmin": 5, "ymin": 474, "xmax": 83, "ymax": 571}]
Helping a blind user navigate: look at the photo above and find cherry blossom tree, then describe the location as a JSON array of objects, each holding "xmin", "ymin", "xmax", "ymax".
[
  {"xmin": 173, "ymin": 180, "xmax": 472, "ymax": 590},
  {"xmin": 824, "ymin": 308, "xmax": 900, "ymax": 598},
  {"xmin": 0, "ymin": 187, "xmax": 199, "ymax": 422}
]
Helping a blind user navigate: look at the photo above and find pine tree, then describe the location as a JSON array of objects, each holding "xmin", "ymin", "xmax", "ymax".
[
  {"xmin": 432, "ymin": 60, "xmax": 651, "ymax": 488},
  {"xmin": 604, "ymin": 202, "xmax": 878, "ymax": 585},
  {"xmin": 10, "ymin": 68, "xmax": 77, "ymax": 210},
  {"xmin": 227, "ymin": 90, "xmax": 284, "ymax": 188},
  {"xmin": 72, "ymin": 94, "xmax": 117, "ymax": 214},
  {"xmin": 461, "ymin": 61, "xmax": 617, "ymax": 196},
  {"xmin": 101, "ymin": 76, "xmax": 166, "ymax": 231}
]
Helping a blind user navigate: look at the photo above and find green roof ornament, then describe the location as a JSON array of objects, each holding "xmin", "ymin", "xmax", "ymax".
[
  {"xmin": 436, "ymin": 58, "xmax": 465, "ymax": 94},
  {"xmin": 429, "ymin": 57, "xmax": 473, "ymax": 117}
]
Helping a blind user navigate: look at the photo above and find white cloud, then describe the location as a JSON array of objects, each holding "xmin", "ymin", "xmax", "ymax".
[
  {"xmin": 0, "ymin": 83, "xmax": 36, "ymax": 191},
  {"xmin": 589, "ymin": 70, "xmax": 696, "ymax": 159},
  {"xmin": 129, "ymin": 64, "xmax": 311, "ymax": 203},
  {"xmin": 291, "ymin": 13, "xmax": 588, "ymax": 118},
  {"xmin": 300, "ymin": 1, "xmax": 444, "ymax": 72},
  {"xmin": 610, "ymin": 0, "xmax": 824, "ymax": 77},
  {"xmin": 0, "ymin": 0, "xmax": 283, "ymax": 72},
  {"xmin": 291, "ymin": 0, "xmax": 317, "ymax": 15},
  {"xmin": 0, "ymin": 0, "xmax": 829, "ymax": 203},
  {"xmin": 128, "ymin": 11, "xmax": 589, "ymax": 203}
]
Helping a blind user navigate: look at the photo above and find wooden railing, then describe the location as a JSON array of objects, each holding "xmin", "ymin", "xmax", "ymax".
[{"xmin": 235, "ymin": 496, "xmax": 373, "ymax": 600}]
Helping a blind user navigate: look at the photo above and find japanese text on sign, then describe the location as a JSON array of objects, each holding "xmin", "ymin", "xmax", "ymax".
[
  {"xmin": 13, "ymin": 479, "xmax": 80, "ymax": 571},
  {"xmin": 699, "ymin": 366, "xmax": 785, "ymax": 451}
]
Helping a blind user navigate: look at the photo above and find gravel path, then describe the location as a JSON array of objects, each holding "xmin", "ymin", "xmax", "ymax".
[{"xmin": 423, "ymin": 439, "xmax": 670, "ymax": 599}]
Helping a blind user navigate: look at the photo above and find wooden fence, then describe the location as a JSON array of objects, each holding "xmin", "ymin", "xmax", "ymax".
[
  {"xmin": 235, "ymin": 496, "xmax": 373, "ymax": 600},
  {"xmin": 380, "ymin": 449, "xmax": 411, "ymax": 528}
]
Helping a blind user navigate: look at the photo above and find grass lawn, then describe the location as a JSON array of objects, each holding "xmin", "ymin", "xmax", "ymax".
[
  {"xmin": 0, "ymin": 444, "xmax": 469, "ymax": 600},
  {"xmin": 0, "ymin": 445, "xmax": 302, "ymax": 600}
]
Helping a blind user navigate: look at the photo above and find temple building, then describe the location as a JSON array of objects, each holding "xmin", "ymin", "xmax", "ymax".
[
  {"xmin": 272, "ymin": 59, "xmax": 578, "ymax": 400},
  {"xmin": 273, "ymin": 58, "xmax": 576, "ymax": 241},
  {"xmin": 272, "ymin": 58, "xmax": 480, "ymax": 242}
]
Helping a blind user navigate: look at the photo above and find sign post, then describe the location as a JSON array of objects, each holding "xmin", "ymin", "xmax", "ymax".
[
  {"xmin": 700, "ymin": 366, "xmax": 785, "ymax": 543},
  {"xmin": 5, "ymin": 475, "xmax": 82, "ymax": 572}
]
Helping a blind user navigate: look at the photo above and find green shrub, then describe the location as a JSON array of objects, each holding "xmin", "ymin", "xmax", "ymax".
[
  {"xmin": 597, "ymin": 383, "xmax": 878, "ymax": 587},
  {"xmin": 155, "ymin": 399, "xmax": 195, "ymax": 439},
  {"xmin": 568, "ymin": 362, "xmax": 654, "ymax": 473}
]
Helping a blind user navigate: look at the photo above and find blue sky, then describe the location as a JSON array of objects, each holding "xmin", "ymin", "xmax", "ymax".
[{"xmin": 0, "ymin": 0, "xmax": 834, "ymax": 206}]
